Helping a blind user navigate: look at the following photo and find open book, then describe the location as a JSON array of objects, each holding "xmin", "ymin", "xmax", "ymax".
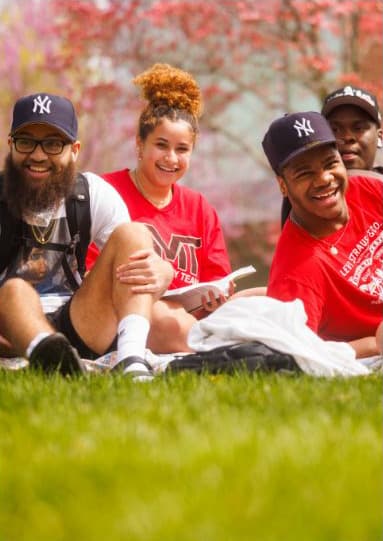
[{"xmin": 162, "ymin": 265, "xmax": 256, "ymax": 313}]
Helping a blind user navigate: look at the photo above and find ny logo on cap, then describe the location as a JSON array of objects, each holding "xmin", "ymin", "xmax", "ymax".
[
  {"xmin": 293, "ymin": 118, "xmax": 315, "ymax": 138},
  {"xmin": 32, "ymin": 95, "xmax": 52, "ymax": 115}
]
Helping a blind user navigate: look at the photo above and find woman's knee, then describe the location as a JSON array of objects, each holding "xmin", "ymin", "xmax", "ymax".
[{"xmin": 148, "ymin": 301, "xmax": 195, "ymax": 353}]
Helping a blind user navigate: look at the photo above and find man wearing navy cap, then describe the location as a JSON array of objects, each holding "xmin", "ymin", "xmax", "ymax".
[
  {"xmin": 280, "ymin": 85, "xmax": 383, "ymax": 226},
  {"xmin": 0, "ymin": 93, "xmax": 174, "ymax": 378},
  {"xmin": 263, "ymin": 111, "xmax": 383, "ymax": 359}
]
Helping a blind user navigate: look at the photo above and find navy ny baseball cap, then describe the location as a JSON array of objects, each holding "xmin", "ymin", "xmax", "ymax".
[
  {"xmin": 10, "ymin": 93, "xmax": 78, "ymax": 141},
  {"xmin": 262, "ymin": 111, "xmax": 336, "ymax": 174},
  {"xmin": 321, "ymin": 85, "xmax": 381, "ymax": 125}
]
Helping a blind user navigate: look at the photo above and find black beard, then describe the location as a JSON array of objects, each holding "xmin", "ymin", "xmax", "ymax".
[{"xmin": 2, "ymin": 153, "xmax": 77, "ymax": 218}]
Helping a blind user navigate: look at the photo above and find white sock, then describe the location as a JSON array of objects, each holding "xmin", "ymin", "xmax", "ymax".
[
  {"xmin": 26, "ymin": 332, "xmax": 51, "ymax": 358},
  {"xmin": 116, "ymin": 314, "xmax": 150, "ymax": 364}
]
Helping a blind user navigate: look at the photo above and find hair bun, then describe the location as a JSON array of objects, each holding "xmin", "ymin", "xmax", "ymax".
[{"xmin": 133, "ymin": 63, "xmax": 203, "ymax": 118}]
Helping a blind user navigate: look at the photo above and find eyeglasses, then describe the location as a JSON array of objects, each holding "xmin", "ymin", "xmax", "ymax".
[{"xmin": 12, "ymin": 137, "xmax": 70, "ymax": 155}]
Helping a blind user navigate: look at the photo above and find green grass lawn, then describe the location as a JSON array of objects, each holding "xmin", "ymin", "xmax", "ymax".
[{"xmin": 0, "ymin": 370, "xmax": 381, "ymax": 541}]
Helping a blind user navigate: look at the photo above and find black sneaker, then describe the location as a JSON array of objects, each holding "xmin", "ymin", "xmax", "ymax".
[
  {"xmin": 29, "ymin": 333, "xmax": 85, "ymax": 376},
  {"xmin": 111, "ymin": 356, "xmax": 154, "ymax": 381}
]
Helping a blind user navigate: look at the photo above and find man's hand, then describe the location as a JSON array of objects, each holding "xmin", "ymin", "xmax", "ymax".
[
  {"xmin": 349, "ymin": 336, "xmax": 380, "ymax": 359},
  {"xmin": 231, "ymin": 286, "xmax": 268, "ymax": 298},
  {"xmin": 115, "ymin": 249, "xmax": 174, "ymax": 298}
]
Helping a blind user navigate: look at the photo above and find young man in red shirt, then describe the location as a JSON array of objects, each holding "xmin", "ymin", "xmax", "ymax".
[{"xmin": 263, "ymin": 111, "xmax": 383, "ymax": 359}]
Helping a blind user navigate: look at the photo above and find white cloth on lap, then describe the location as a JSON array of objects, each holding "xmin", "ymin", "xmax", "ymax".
[{"xmin": 187, "ymin": 297, "xmax": 370, "ymax": 377}]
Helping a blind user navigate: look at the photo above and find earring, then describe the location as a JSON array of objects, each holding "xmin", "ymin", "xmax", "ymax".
[
  {"xmin": 136, "ymin": 146, "xmax": 142, "ymax": 158},
  {"xmin": 377, "ymin": 139, "xmax": 382, "ymax": 148}
]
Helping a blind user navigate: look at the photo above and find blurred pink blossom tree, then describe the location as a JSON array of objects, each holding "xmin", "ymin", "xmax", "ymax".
[{"xmin": 0, "ymin": 0, "xmax": 381, "ymax": 277}]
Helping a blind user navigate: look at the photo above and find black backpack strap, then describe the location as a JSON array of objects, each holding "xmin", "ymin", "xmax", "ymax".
[
  {"xmin": 0, "ymin": 171, "xmax": 91, "ymax": 287},
  {"xmin": 0, "ymin": 173, "xmax": 24, "ymax": 275},
  {"xmin": 63, "ymin": 172, "xmax": 91, "ymax": 289}
]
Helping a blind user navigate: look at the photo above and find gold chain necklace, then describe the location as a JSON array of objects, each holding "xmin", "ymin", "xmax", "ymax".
[
  {"xmin": 290, "ymin": 213, "xmax": 350, "ymax": 256},
  {"xmin": 131, "ymin": 169, "xmax": 172, "ymax": 208},
  {"xmin": 30, "ymin": 220, "xmax": 57, "ymax": 244}
]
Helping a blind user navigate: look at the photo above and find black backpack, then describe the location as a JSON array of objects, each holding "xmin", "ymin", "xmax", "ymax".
[
  {"xmin": 0, "ymin": 172, "xmax": 91, "ymax": 289},
  {"xmin": 167, "ymin": 341, "xmax": 301, "ymax": 375}
]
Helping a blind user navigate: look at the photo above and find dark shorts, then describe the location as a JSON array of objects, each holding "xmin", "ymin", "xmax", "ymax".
[{"xmin": 47, "ymin": 299, "xmax": 117, "ymax": 360}]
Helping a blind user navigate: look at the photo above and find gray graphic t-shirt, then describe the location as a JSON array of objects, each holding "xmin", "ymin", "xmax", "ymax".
[{"xmin": 0, "ymin": 172, "xmax": 130, "ymax": 312}]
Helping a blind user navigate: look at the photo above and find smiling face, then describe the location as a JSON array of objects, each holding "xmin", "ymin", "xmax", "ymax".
[
  {"xmin": 136, "ymin": 117, "xmax": 194, "ymax": 189},
  {"xmin": 9, "ymin": 123, "xmax": 80, "ymax": 182},
  {"xmin": 326, "ymin": 105, "xmax": 382, "ymax": 170},
  {"xmin": 6, "ymin": 123, "xmax": 80, "ymax": 216},
  {"xmin": 278, "ymin": 144, "xmax": 349, "ymax": 236}
]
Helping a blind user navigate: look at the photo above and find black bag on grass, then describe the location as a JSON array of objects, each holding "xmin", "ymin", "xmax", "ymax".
[{"xmin": 167, "ymin": 341, "xmax": 301, "ymax": 375}]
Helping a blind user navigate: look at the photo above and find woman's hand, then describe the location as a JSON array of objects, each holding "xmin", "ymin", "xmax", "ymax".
[
  {"xmin": 192, "ymin": 281, "xmax": 236, "ymax": 319},
  {"xmin": 116, "ymin": 249, "xmax": 174, "ymax": 298},
  {"xmin": 201, "ymin": 290, "xmax": 226, "ymax": 313}
]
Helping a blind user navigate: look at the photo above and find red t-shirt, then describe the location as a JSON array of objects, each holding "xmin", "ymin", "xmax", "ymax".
[
  {"xmin": 267, "ymin": 174, "xmax": 383, "ymax": 341},
  {"xmin": 86, "ymin": 169, "xmax": 231, "ymax": 288}
]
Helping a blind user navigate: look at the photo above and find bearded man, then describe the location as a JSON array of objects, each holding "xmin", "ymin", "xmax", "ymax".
[{"xmin": 0, "ymin": 93, "xmax": 174, "ymax": 378}]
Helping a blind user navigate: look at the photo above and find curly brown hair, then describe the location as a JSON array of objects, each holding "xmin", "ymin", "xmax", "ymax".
[{"xmin": 133, "ymin": 63, "xmax": 203, "ymax": 142}]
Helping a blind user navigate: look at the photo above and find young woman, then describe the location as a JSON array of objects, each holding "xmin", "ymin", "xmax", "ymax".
[
  {"xmin": 88, "ymin": 64, "xmax": 231, "ymax": 288},
  {"xmin": 87, "ymin": 64, "xmax": 234, "ymax": 352}
]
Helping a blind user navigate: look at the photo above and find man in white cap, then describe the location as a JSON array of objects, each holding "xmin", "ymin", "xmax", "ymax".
[{"xmin": 321, "ymin": 85, "xmax": 382, "ymax": 171}]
